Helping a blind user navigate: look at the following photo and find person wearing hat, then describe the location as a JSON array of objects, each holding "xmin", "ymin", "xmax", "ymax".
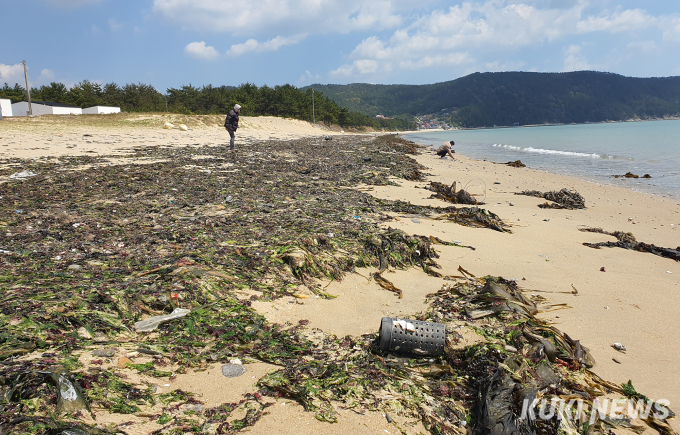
[
  {"xmin": 436, "ymin": 141, "xmax": 455, "ymax": 159},
  {"xmin": 224, "ymin": 104, "xmax": 241, "ymax": 151}
]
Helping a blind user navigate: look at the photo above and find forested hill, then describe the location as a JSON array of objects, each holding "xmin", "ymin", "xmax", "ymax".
[{"xmin": 305, "ymin": 71, "xmax": 680, "ymax": 127}]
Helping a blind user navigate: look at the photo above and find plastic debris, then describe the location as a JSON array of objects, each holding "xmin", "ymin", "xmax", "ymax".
[
  {"xmin": 222, "ymin": 363, "xmax": 247, "ymax": 378},
  {"xmin": 9, "ymin": 170, "xmax": 38, "ymax": 180},
  {"xmin": 612, "ymin": 343, "xmax": 627, "ymax": 352},
  {"xmin": 134, "ymin": 308, "xmax": 190, "ymax": 332}
]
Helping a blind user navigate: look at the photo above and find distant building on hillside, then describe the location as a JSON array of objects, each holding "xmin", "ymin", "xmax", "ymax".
[
  {"xmin": 11, "ymin": 101, "xmax": 82, "ymax": 117},
  {"xmin": 0, "ymin": 99, "xmax": 12, "ymax": 118},
  {"xmin": 83, "ymin": 106, "xmax": 121, "ymax": 115}
]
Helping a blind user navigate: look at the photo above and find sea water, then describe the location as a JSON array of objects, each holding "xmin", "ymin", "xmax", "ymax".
[{"xmin": 407, "ymin": 119, "xmax": 680, "ymax": 198}]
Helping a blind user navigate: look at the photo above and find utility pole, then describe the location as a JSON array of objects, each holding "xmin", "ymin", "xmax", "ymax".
[
  {"xmin": 23, "ymin": 60, "xmax": 32, "ymax": 116},
  {"xmin": 312, "ymin": 89, "xmax": 315, "ymax": 124}
]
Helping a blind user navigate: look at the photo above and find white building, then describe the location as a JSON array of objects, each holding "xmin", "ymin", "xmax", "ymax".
[
  {"xmin": 83, "ymin": 106, "xmax": 121, "ymax": 115},
  {"xmin": 11, "ymin": 101, "xmax": 82, "ymax": 117},
  {"xmin": 0, "ymin": 99, "xmax": 12, "ymax": 118}
]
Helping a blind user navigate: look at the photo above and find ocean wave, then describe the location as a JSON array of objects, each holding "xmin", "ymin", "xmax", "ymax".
[{"xmin": 492, "ymin": 144, "xmax": 610, "ymax": 159}]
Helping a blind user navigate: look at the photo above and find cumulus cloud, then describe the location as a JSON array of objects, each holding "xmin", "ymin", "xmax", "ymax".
[
  {"xmin": 327, "ymin": 1, "xmax": 680, "ymax": 80},
  {"xmin": 0, "ymin": 64, "xmax": 25, "ymax": 85},
  {"xmin": 226, "ymin": 34, "xmax": 307, "ymax": 57},
  {"xmin": 563, "ymin": 44, "xmax": 591, "ymax": 71},
  {"xmin": 184, "ymin": 41, "xmax": 221, "ymax": 60},
  {"xmin": 152, "ymin": 0, "xmax": 415, "ymax": 35},
  {"xmin": 41, "ymin": 0, "xmax": 104, "ymax": 8}
]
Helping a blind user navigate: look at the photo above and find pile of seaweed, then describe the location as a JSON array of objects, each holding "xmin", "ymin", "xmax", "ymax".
[
  {"xmin": 580, "ymin": 227, "xmax": 680, "ymax": 261},
  {"xmin": 423, "ymin": 273, "xmax": 676, "ymax": 435},
  {"xmin": 0, "ymin": 134, "xmax": 512, "ymax": 434},
  {"xmin": 517, "ymin": 188, "xmax": 586, "ymax": 210},
  {"xmin": 428, "ymin": 181, "xmax": 479, "ymax": 205}
]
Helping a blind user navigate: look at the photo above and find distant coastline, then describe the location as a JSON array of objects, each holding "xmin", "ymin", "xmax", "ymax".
[{"xmin": 400, "ymin": 114, "xmax": 680, "ymax": 134}]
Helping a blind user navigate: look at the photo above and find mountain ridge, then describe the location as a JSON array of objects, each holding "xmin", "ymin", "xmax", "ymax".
[{"xmin": 304, "ymin": 71, "xmax": 680, "ymax": 127}]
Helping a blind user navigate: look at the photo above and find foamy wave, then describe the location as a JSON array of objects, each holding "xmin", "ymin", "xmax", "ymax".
[{"xmin": 492, "ymin": 144, "xmax": 610, "ymax": 159}]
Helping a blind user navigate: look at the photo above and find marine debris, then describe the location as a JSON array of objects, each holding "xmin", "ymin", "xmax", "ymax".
[
  {"xmin": 612, "ymin": 172, "xmax": 652, "ymax": 179},
  {"xmin": 580, "ymin": 227, "xmax": 680, "ymax": 261},
  {"xmin": 0, "ymin": 133, "xmax": 670, "ymax": 434},
  {"xmin": 428, "ymin": 181, "xmax": 479, "ymax": 205},
  {"xmin": 517, "ymin": 188, "xmax": 586, "ymax": 209},
  {"xmin": 505, "ymin": 160, "xmax": 526, "ymax": 167}
]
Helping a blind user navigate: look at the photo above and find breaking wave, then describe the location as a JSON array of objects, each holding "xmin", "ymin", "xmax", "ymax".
[{"xmin": 492, "ymin": 144, "xmax": 612, "ymax": 159}]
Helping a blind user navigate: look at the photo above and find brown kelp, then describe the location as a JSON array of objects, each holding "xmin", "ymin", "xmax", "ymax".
[
  {"xmin": 516, "ymin": 188, "xmax": 586, "ymax": 210},
  {"xmin": 579, "ymin": 227, "xmax": 680, "ymax": 261}
]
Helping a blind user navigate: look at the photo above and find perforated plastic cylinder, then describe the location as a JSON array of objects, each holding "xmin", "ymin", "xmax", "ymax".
[{"xmin": 378, "ymin": 317, "xmax": 446, "ymax": 356}]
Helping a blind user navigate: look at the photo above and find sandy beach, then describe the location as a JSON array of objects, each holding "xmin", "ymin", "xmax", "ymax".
[{"xmin": 0, "ymin": 114, "xmax": 678, "ymax": 434}]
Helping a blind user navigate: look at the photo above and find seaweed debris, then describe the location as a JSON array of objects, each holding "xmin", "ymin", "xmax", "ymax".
[
  {"xmin": 423, "ymin": 275, "xmax": 675, "ymax": 435},
  {"xmin": 613, "ymin": 172, "xmax": 652, "ymax": 179},
  {"xmin": 517, "ymin": 188, "xmax": 586, "ymax": 210},
  {"xmin": 505, "ymin": 160, "xmax": 526, "ymax": 168},
  {"xmin": 580, "ymin": 227, "xmax": 680, "ymax": 261},
  {"xmin": 0, "ymin": 133, "xmax": 513, "ymax": 434},
  {"xmin": 428, "ymin": 182, "xmax": 479, "ymax": 205},
  {"xmin": 434, "ymin": 207, "xmax": 511, "ymax": 233}
]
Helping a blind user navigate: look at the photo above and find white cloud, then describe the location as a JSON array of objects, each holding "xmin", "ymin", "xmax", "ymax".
[
  {"xmin": 152, "ymin": 0, "xmax": 417, "ymax": 35},
  {"xmin": 39, "ymin": 69, "xmax": 55, "ymax": 82},
  {"xmin": 0, "ymin": 64, "xmax": 25, "ymax": 85},
  {"xmin": 576, "ymin": 9, "xmax": 657, "ymax": 33},
  {"xmin": 108, "ymin": 19, "xmax": 123, "ymax": 31},
  {"xmin": 563, "ymin": 44, "xmax": 591, "ymax": 71},
  {"xmin": 627, "ymin": 40, "xmax": 657, "ymax": 53},
  {"xmin": 661, "ymin": 16, "xmax": 680, "ymax": 43},
  {"xmin": 41, "ymin": 0, "xmax": 103, "ymax": 7},
  {"xmin": 226, "ymin": 34, "xmax": 307, "ymax": 57},
  {"xmin": 297, "ymin": 70, "xmax": 322, "ymax": 85},
  {"xmin": 92, "ymin": 24, "xmax": 101, "ymax": 33},
  {"xmin": 184, "ymin": 41, "xmax": 221, "ymax": 60}
]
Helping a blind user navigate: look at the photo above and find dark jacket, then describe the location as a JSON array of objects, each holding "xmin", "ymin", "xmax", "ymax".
[{"xmin": 224, "ymin": 109, "xmax": 239, "ymax": 131}]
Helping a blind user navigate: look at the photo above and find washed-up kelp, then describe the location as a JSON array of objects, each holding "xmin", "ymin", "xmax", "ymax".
[
  {"xmin": 612, "ymin": 172, "xmax": 652, "ymax": 179},
  {"xmin": 0, "ymin": 131, "xmax": 510, "ymax": 434},
  {"xmin": 435, "ymin": 207, "xmax": 511, "ymax": 233},
  {"xmin": 517, "ymin": 188, "xmax": 586, "ymax": 209},
  {"xmin": 428, "ymin": 182, "xmax": 479, "ymax": 205},
  {"xmin": 505, "ymin": 160, "xmax": 526, "ymax": 168},
  {"xmin": 580, "ymin": 227, "xmax": 680, "ymax": 261},
  {"xmin": 422, "ymin": 275, "xmax": 675, "ymax": 435}
]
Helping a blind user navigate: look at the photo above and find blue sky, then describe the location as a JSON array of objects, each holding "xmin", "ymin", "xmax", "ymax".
[{"xmin": 1, "ymin": 0, "xmax": 679, "ymax": 91}]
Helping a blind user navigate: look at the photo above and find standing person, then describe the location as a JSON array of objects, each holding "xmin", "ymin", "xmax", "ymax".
[
  {"xmin": 224, "ymin": 104, "xmax": 241, "ymax": 151},
  {"xmin": 436, "ymin": 141, "xmax": 455, "ymax": 159}
]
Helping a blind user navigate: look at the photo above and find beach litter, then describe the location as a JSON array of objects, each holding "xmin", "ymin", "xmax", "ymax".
[
  {"xmin": 517, "ymin": 188, "xmax": 586, "ymax": 209},
  {"xmin": 8, "ymin": 170, "xmax": 38, "ymax": 180},
  {"xmin": 612, "ymin": 343, "xmax": 627, "ymax": 352},
  {"xmin": 0, "ymin": 133, "xmax": 673, "ymax": 435},
  {"xmin": 580, "ymin": 227, "xmax": 680, "ymax": 261},
  {"xmin": 134, "ymin": 308, "xmax": 191, "ymax": 332}
]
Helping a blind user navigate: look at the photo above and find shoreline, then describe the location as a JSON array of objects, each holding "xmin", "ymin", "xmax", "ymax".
[{"xmin": 0, "ymin": 117, "xmax": 678, "ymax": 434}]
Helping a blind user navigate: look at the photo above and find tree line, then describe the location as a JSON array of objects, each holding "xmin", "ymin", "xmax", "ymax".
[
  {"xmin": 0, "ymin": 81, "xmax": 415, "ymax": 130},
  {"xmin": 307, "ymin": 71, "xmax": 680, "ymax": 127}
]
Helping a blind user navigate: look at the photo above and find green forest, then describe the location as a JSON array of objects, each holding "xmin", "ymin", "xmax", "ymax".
[
  {"xmin": 0, "ymin": 81, "xmax": 414, "ymax": 130},
  {"xmin": 306, "ymin": 71, "xmax": 680, "ymax": 127}
]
